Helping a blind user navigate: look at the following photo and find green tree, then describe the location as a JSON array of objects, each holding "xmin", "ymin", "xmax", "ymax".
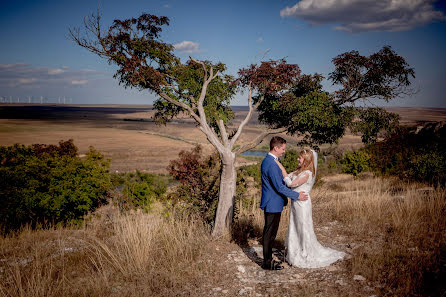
[
  {"xmin": 111, "ymin": 170, "xmax": 168, "ymax": 212},
  {"xmin": 342, "ymin": 150, "xmax": 371, "ymax": 177},
  {"xmin": 0, "ymin": 140, "xmax": 111, "ymax": 234},
  {"xmin": 366, "ymin": 123, "xmax": 446, "ymax": 186},
  {"xmin": 70, "ymin": 12, "xmax": 414, "ymax": 236}
]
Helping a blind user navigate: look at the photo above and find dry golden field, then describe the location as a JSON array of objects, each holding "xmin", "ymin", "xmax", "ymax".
[
  {"xmin": 1, "ymin": 174, "xmax": 444, "ymax": 296},
  {"xmin": 1, "ymin": 104, "xmax": 445, "ymax": 173}
]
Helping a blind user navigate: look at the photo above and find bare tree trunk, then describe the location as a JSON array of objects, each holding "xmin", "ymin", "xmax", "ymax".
[{"xmin": 212, "ymin": 151, "xmax": 237, "ymax": 237}]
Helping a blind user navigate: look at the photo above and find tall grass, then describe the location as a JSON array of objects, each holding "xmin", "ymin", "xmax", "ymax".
[
  {"xmin": 0, "ymin": 210, "xmax": 213, "ymax": 297},
  {"xmin": 86, "ymin": 212, "xmax": 210, "ymax": 285},
  {"xmin": 1, "ymin": 175, "xmax": 444, "ymax": 296},
  {"xmin": 330, "ymin": 178, "xmax": 446, "ymax": 295},
  {"xmin": 234, "ymin": 175, "xmax": 446, "ymax": 295}
]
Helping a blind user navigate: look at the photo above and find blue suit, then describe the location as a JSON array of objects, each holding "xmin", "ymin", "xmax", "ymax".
[{"xmin": 260, "ymin": 154, "xmax": 301, "ymax": 213}]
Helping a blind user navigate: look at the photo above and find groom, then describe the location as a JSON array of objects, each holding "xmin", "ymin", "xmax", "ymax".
[{"xmin": 260, "ymin": 136, "xmax": 308, "ymax": 270}]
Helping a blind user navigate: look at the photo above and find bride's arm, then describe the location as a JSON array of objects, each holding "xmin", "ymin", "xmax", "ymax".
[
  {"xmin": 289, "ymin": 172, "xmax": 309, "ymax": 187},
  {"xmin": 274, "ymin": 159, "xmax": 288, "ymax": 178}
]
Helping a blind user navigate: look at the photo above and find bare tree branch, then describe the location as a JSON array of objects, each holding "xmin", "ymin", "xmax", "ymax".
[
  {"xmin": 159, "ymin": 91, "xmax": 201, "ymax": 124},
  {"xmin": 230, "ymin": 86, "xmax": 264, "ymax": 148},
  {"xmin": 234, "ymin": 127, "xmax": 287, "ymax": 154},
  {"xmin": 217, "ymin": 119, "xmax": 229, "ymax": 146}
]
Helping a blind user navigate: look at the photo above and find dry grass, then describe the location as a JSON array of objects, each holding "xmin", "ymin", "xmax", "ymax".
[
  {"xmin": 234, "ymin": 174, "xmax": 446, "ymax": 296},
  {"xmin": 0, "ymin": 209, "xmax": 215, "ymax": 297},
  {"xmin": 328, "ymin": 178, "xmax": 446, "ymax": 295},
  {"xmin": 1, "ymin": 176, "xmax": 444, "ymax": 296}
]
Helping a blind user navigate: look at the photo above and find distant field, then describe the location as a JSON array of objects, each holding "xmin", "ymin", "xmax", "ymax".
[{"xmin": 1, "ymin": 104, "xmax": 445, "ymax": 173}]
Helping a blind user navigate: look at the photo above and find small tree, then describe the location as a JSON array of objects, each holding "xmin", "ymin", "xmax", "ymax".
[
  {"xmin": 70, "ymin": 12, "xmax": 414, "ymax": 236},
  {"xmin": 0, "ymin": 140, "xmax": 111, "ymax": 234},
  {"xmin": 342, "ymin": 150, "xmax": 371, "ymax": 177},
  {"xmin": 168, "ymin": 145, "xmax": 221, "ymax": 224}
]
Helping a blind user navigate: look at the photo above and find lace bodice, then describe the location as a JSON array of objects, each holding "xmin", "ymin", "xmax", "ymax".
[{"xmin": 284, "ymin": 170, "xmax": 314, "ymax": 194}]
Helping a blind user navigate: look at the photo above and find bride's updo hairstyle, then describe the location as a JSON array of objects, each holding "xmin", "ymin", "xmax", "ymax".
[{"xmin": 297, "ymin": 149, "xmax": 315, "ymax": 176}]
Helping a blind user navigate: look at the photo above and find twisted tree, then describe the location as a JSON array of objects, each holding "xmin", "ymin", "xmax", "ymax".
[{"xmin": 70, "ymin": 11, "xmax": 414, "ymax": 236}]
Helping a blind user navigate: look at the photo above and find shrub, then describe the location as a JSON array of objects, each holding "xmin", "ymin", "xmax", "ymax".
[
  {"xmin": 111, "ymin": 170, "xmax": 168, "ymax": 212},
  {"xmin": 168, "ymin": 146, "xmax": 221, "ymax": 225},
  {"xmin": 281, "ymin": 149, "xmax": 300, "ymax": 173},
  {"xmin": 317, "ymin": 146, "xmax": 344, "ymax": 176},
  {"xmin": 341, "ymin": 150, "xmax": 371, "ymax": 177},
  {"xmin": 407, "ymin": 151, "xmax": 445, "ymax": 185},
  {"xmin": 365, "ymin": 123, "xmax": 446, "ymax": 186},
  {"xmin": 0, "ymin": 140, "xmax": 112, "ymax": 234},
  {"xmin": 238, "ymin": 163, "xmax": 261, "ymax": 185},
  {"xmin": 235, "ymin": 163, "xmax": 261, "ymax": 213},
  {"xmin": 168, "ymin": 145, "xmax": 265, "ymax": 225}
]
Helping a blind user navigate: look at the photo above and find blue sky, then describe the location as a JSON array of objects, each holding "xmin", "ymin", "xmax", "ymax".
[{"xmin": 1, "ymin": 0, "xmax": 445, "ymax": 107}]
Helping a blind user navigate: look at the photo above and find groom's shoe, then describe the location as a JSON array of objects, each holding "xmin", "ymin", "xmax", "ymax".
[{"xmin": 261, "ymin": 261, "xmax": 284, "ymax": 271}]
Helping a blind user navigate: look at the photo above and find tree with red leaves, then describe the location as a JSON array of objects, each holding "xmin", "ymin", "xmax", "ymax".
[{"xmin": 70, "ymin": 11, "xmax": 414, "ymax": 237}]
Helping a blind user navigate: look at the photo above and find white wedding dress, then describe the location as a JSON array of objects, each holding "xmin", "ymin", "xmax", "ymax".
[{"xmin": 284, "ymin": 166, "xmax": 345, "ymax": 268}]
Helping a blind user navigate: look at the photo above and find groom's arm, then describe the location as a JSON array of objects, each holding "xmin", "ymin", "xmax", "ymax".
[{"xmin": 269, "ymin": 164, "xmax": 307, "ymax": 201}]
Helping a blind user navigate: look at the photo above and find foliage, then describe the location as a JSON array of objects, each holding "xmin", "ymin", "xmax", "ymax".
[
  {"xmin": 111, "ymin": 171, "xmax": 168, "ymax": 212},
  {"xmin": 365, "ymin": 122, "xmax": 446, "ymax": 186},
  {"xmin": 329, "ymin": 46, "xmax": 415, "ymax": 104},
  {"xmin": 238, "ymin": 163, "xmax": 261, "ymax": 185},
  {"xmin": 70, "ymin": 12, "xmax": 236, "ymax": 132},
  {"xmin": 168, "ymin": 146, "xmax": 221, "ymax": 225},
  {"xmin": 0, "ymin": 140, "xmax": 111, "ymax": 234},
  {"xmin": 317, "ymin": 146, "xmax": 344, "ymax": 177},
  {"xmin": 168, "ymin": 146, "xmax": 265, "ymax": 224},
  {"xmin": 280, "ymin": 149, "xmax": 300, "ymax": 173},
  {"xmin": 257, "ymin": 74, "xmax": 354, "ymax": 147},
  {"xmin": 154, "ymin": 60, "xmax": 236, "ymax": 131},
  {"xmin": 341, "ymin": 150, "xmax": 371, "ymax": 177},
  {"xmin": 235, "ymin": 163, "xmax": 261, "ymax": 213},
  {"xmin": 350, "ymin": 107, "xmax": 400, "ymax": 143},
  {"xmin": 256, "ymin": 47, "xmax": 414, "ymax": 147},
  {"xmin": 236, "ymin": 59, "xmax": 301, "ymax": 96}
]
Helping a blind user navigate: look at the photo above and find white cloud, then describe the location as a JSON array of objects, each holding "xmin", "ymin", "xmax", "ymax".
[
  {"xmin": 71, "ymin": 80, "xmax": 88, "ymax": 85},
  {"xmin": 18, "ymin": 78, "xmax": 37, "ymax": 84},
  {"xmin": 48, "ymin": 68, "xmax": 65, "ymax": 75},
  {"xmin": 0, "ymin": 63, "xmax": 102, "ymax": 89},
  {"xmin": 280, "ymin": 0, "xmax": 446, "ymax": 33},
  {"xmin": 257, "ymin": 37, "xmax": 264, "ymax": 42},
  {"xmin": 174, "ymin": 41, "xmax": 200, "ymax": 53}
]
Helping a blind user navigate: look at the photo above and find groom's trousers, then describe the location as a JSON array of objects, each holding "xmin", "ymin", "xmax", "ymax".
[{"xmin": 262, "ymin": 212, "xmax": 281, "ymax": 266}]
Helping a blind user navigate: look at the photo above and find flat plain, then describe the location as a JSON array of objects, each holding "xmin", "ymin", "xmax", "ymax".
[{"xmin": 1, "ymin": 104, "xmax": 445, "ymax": 173}]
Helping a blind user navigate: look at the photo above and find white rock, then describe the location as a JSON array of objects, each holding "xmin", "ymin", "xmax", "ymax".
[
  {"xmin": 237, "ymin": 265, "xmax": 246, "ymax": 273},
  {"xmin": 222, "ymin": 290, "xmax": 228, "ymax": 294},
  {"xmin": 239, "ymin": 288, "xmax": 246, "ymax": 295},
  {"xmin": 354, "ymin": 275, "xmax": 366, "ymax": 281},
  {"xmin": 249, "ymin": 246, "xmax": 263, "ymax": 254},
  {"xmin": 335, "ymin": 279, "xmax": 347, "ymax": 286},
  {"xmin": 212, "ymin": 287, "xmax": 222, "ymax": 291},
  {"xmin": 364, "ymin": 285, "xmax": 374, "ymax": 291}
]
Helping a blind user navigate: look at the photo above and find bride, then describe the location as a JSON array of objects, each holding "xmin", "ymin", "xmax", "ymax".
[{"xmin": 275, "ymin": 149, "xmax": 345, "ymax": 268}]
